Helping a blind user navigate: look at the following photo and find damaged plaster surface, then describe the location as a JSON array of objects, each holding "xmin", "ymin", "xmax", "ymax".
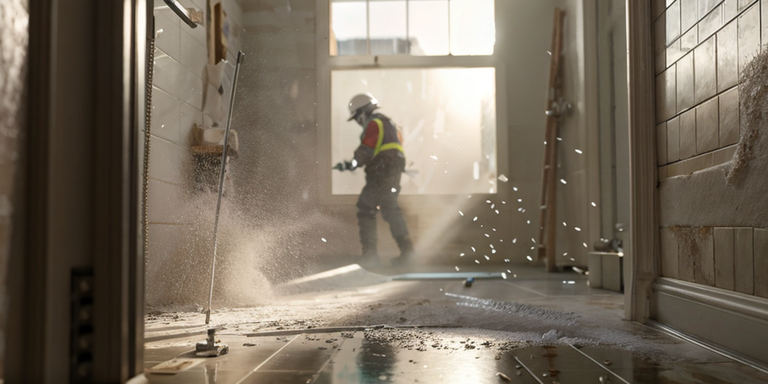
[
  {"xmin": 660, "ymin": 158, "xmax": 768, "ymax": 227},
  {"xmin": 726, "ymin": 48, "xmax": 768, "ymax": 185},
  {"xmin": 661, "ymin": 49, "xmax": 768, "ymax": 228}
]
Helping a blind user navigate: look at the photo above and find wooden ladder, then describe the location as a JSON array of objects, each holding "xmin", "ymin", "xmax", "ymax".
[{"xmin": 537, "ymin": 8, "xmax": 566, "ymax": 273}]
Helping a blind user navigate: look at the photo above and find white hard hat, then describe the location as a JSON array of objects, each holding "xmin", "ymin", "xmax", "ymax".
[{"xmin": 347, "ymin": 93, "xmax": 379, "ymax": 121}]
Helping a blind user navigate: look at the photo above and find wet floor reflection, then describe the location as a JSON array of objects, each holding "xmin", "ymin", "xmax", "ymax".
[
  {"xmin": 144, "ymin": 332, "xmax": 768, "ymax": 384},
  {"xmin": 204, "ymin": 362, "xmax": 218, "ymax": 384},
  {"xmin": 513, "ymin": 345, "xmax": 768, "ymax": 384},
  {"xmin": 319, "ymin": 332, "xmax": 515, "ymax": 384}
]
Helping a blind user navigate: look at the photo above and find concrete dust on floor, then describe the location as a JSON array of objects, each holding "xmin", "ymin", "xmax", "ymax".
[{"xmin": 140, "ymin": 265, "xmax": 768, "ymax": 383}]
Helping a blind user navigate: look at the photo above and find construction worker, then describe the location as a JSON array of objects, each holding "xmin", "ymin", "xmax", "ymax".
[{"xmin": 333, "ymin": 93, "xmax": 414, "ymax": 266}]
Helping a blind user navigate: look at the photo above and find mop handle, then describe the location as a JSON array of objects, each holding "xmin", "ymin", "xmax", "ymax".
[{"xmin": 206, "ymin": 51, "xmax": 245, "ymax": 325}]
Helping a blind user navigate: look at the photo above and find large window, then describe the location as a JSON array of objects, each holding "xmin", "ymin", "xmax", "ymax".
[
  {"xmin": 323, "ymin": 0, "xmax": 499, "ymax": 196},
  {"xmin": 330, "ymin": 0, "xmax": 495, "ymax": 56},
  {"xmin": 331, "ymin": 68, "xmax": 497, "ymax": 195}
]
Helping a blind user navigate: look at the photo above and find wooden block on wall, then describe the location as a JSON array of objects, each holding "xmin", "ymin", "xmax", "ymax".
[
  {"xmin": 754, "ymin": 228, "xmax": 768, "ymax": 298},
  {"xmin": 735, "ymin": 227, "xmax": 754, "ymax": 294},
  {"xmin": 660, "ymin": 227, "xmax": 679, "ymax": 278},
  {"xmin": 714, "ymin": 227, "xmax": 735, "ymax": 291}
]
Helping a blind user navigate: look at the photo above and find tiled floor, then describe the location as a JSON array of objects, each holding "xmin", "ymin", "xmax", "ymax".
[{"xmin": 136, "ymin": 265, "xmax": 768, "ymax": 383}]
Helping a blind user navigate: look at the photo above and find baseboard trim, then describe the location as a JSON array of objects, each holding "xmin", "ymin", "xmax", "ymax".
[
  {"xmin": 647, "ymin": 320, "xmax": 768, "ymax": 375},
  {"xmin": 652, "ymin": 278, "xmax": 768, "ymax": 370},
  {"xmin": 654, "ymin": 278, "xmax": 768, "ymax": 322}
]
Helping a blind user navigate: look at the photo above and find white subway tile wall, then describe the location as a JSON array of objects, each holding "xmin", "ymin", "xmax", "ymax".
[
  {"xmin": 719, "ymin": 87, "xmax": 740, "ymax": 145},
  {"xmin": 147, "ymin": 0, "xmax": 244, "ymax": 305},
  {"xmin": 695, "ymin": 97, "xmax": 719, "ymax": 153},
  {"xmin": 717, "ymin": 22, "xmax": 739, "ymax": 91},
  {"xmin": 150, "ymin": 87, "xmax": 182, "ymax": 143},
  {"xmin": 694, "ymin": 37, "xmax": 717, "ymax": 104}
]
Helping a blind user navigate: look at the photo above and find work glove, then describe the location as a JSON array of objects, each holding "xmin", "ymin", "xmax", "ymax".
[{"xmin": 332, "ymin": 160, "xmax": 356, "ymax": 171}]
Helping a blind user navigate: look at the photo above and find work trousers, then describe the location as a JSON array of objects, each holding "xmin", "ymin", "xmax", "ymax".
[{"xmin": 356, "ymin": 161, "xmax": 411, "ymax": 256}]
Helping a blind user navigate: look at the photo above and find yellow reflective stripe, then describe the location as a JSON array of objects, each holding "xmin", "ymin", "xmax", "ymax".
[
  {"xmin": 378, "ymin": 143, "xmax": 404, "ymax": 153},
  {"xmin": 373, "ymin": 119, "xmax": 385, "ymax": 156},
  {"xmin": 372, "ymin": 118, "xmax": 404, "ymax": 156}
]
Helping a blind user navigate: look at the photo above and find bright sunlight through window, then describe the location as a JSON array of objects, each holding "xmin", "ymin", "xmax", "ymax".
[
  {"xmin": 331, "ymin": 68, "xmax": 497, "ymax": 195},
  {"xmin": 330, "ymin": 0, "xmax": 495, "ymax": 56}
]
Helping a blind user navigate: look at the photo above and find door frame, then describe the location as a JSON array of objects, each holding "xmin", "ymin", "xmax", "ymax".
[
  {"xmin": 625, "ymin": 0, "xmax": 658, "ymax": 322},
  {"xmin": 6, "ymin": 0, "xmax": 148, "ymax": 381}
]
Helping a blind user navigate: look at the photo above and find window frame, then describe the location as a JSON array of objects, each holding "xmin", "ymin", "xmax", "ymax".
[
  {"xmin": 330, "ymin": 0, "xmax": 495, "ymax": 57},
  {"xmin": 316, "ymin": 0, "xmax": 509, "ymax": 204}
]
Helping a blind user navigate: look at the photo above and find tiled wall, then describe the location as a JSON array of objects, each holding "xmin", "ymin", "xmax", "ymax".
[
  {"xmin": 660, "ymin": 227, "xmax": 768, "ymax": 298},
  {"xmin": 654, "ymin": 0, "xmax": 768, "ymax": 297},
  {"xmin": 146, "ymin": 0, "xmax": 242, "ymax": 305},
  {"xmin": 654, "ymin": 0, "xmax": 764, "ymax": 179}
]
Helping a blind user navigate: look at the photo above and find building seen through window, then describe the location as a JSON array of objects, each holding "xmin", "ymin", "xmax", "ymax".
[{"xmin": 330, "ymin": 0, "xmax": 495, "ymax": 56}]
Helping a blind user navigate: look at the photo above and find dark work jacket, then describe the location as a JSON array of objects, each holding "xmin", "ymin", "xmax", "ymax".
[{"xmin": 353, "ymin": 113, "xmax": 405, "ymax": 174}]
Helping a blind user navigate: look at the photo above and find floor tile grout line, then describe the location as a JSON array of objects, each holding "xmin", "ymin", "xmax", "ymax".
[
  {"xmin": 502, "ymin": 282, "xmax": 550, "ymax": 297},
  {"xmin": 567, "ymin": 344, "xmax": 631, "ymax": 384},
  {"xmin": 234, "ymin": 334, "xmax": 300, "ymax": 384},
  {"xmin": 513, "ymin": 355, "xmax": 546, "ymax": 384},
  {"xmin": 310, "ymin": 337, "xmax": 348, "ymax": 384}
]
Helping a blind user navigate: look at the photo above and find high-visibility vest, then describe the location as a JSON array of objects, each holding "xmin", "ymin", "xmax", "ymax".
[{"xmin": 366, "ymin": 114, "xmax": 404, "ymax": 157}]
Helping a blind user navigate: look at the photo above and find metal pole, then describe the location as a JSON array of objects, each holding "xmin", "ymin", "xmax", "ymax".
[{"xmin": 205, "ymin": 51, "xmax": 245, "ymax": 325}]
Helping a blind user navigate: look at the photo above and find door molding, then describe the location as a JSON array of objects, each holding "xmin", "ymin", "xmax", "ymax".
[
  {"xmin": 7, "ymin": 0, "xmax": 147, "ymax": 381},
  {"xmin": 625, "ymin": 0, "xmax": 658, "ymax": 322}
]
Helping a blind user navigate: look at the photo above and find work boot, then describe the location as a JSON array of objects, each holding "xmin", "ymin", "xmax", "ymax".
[
  {"xmin": 391, "ymin": 235, "xmax": 414, "ymax": 266},
  {"xmin": 390, "ymin": 253, "xmax": 412, "ymax": 267},
  {"xmin": 359, "ymin": 248, "xmax": 379, "ymax": 268}
]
